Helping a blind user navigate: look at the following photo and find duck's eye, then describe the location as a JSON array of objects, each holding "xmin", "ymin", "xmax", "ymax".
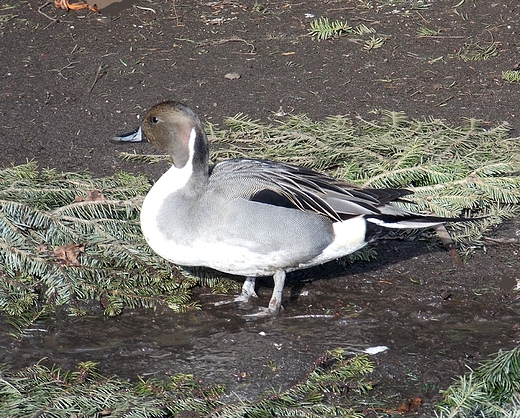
[{"xmin": 150, "ymin": 116, "xmax": 159, "ymax": 124}]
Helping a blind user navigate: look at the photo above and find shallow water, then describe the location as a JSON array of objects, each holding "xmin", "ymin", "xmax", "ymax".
[{"xmin": 2, "ymin": 234, "xmax": 519, "ymax": 414}]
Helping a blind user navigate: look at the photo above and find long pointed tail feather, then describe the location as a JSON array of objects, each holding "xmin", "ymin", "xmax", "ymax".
[{"xmin": 365, "ymin": 213, "xmax": 478, "ymax": 230}]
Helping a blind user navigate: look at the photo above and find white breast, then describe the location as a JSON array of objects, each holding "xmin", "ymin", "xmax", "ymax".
[{"xmin": 140, "ymin": 129, "xmax": 196, "ymax": 265}]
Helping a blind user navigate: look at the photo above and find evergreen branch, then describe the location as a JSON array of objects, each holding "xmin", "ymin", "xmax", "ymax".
[
  {"xmin": 360, "ymin": 165, "xmax": 456, "ymax": 188},
  {"xmin": 0, "ymin": 351, "xmax": 374, "ymax": 417},
  {"xmin": 436, "ymin": 346, "xmax": 520, "ymax": 417},
  {"xmin": 308, "ymin": 17, "xmax": 352, "ymax": 40},
  {"xmin": 0, "ymin": 165, "xmax": 203, "ymax": 336}
]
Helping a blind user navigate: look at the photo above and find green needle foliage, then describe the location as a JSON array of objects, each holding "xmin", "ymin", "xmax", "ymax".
[
  {"xmin": 454, "ymin": 39, "xmax": 499, "ymax": 61},
  {"xmin": 308, "ymin": 17, "xmax": 352, "ymax": 40},
  {"xmin": 2, "ymin": 112, "xmax": 520, "ymax": 335},
  {"xmin": 417, "ymin": 26, "xmax": 440, "ymax": 37},
  {"xmin": 363, "ymin": 35, "xmax": 387, "ymax": 50},
  {"xmin": 0, "ymin": 350, "xmax": 373, "ymax": 417},
  {"xmin": 0, "ymin": 164, "xmax": 202, "ymax": 336},
  {"xmin": 502, "ymin": 70, "xmax": 520, "ymax": 83},
  {"xmin": 307, "ymin": 17, "xmax": 388, "ymax": 50},
  {"xmin": 436, "ymin": 346, "xmax": 520, "ymax": 417},
  {"xmin": 0, "ymin": 360, "xmax": 222, "ymax": 418}
]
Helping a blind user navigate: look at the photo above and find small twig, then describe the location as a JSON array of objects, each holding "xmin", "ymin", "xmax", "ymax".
[
  {"xmin": 174, "ymin": 37, "xmax": 197, "ymax": 43},
  {"xmin": 38, "ymin": 1, "xmax": 72, "ymax": 27},
  {"xmin": 38, "ymin": 1, "xmax": 56, "ymax": 21},
  {"xmin": 415, "ymin": 11, "xmax": 429, "ymax": 24},
  {"xmin": 49, "ymin": 61, "xmax": 79, "ymax": 80},
  {"xmin": 135, "ymin": 5, "xmax": 156, "ymax": 13},
  {"xmin": 172, "ymin": 0, "xmax": 180, "ymax": 26},
  {"xmin": 416, "ymin": 35, "xmax": 465, "ymax": 39},
  {"xmin": 435, "ymin": 95, "xmax": 454, "ymax": 107},
  {"xmin": 326, "ymin": 7, "xmax": 356, "ymax": 12},
  {"xmin": 483, "ymin": 236, "xmax": 520, "ymax": 245},
  {"xmin": 89, "ymin": 63, "xmax": 107, "ymax": 93},
  {"xmin": 197, "ymin": 36, "xmax": 256, "ymax": 54}
]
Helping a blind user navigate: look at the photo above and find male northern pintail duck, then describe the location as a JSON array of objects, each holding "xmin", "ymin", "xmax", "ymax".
[{"xmin": 114, "ymin": 101, "xmax": 468, "ymax": 314}]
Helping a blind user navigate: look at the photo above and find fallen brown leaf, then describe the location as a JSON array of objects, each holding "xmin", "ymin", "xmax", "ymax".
[
  {"xmin": 35, "ymin": 243, "xmax": 48, "ymax": 253},
  {"xmin": 54, "ymin": 0, "xmax": 100, "ymax": 13},
  {"xmin": 369, "ymin": 396, "xmax": 422, "ymax": 415},
  {"xmin": 74, "ymin": 189, "xmax": 106, "ymax": 202},
  {"xmin": 84, "ymin": 189, "xmax": 105, "ymax": 202},
  {"xmin": 54, "ymin": 243, "xmax": 85, "ymax": 266},
  {"xmin": 396, "ymin": 397, "xmax": 422, "ymax": 413}
]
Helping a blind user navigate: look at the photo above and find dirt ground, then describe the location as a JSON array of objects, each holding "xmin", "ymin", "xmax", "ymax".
[{"xmin": 1, "ymin": 0, "xmax": 520, "ymax": 416}]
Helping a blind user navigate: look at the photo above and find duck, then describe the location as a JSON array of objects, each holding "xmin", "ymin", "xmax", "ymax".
[{"xmin": 114, "ymin": 101, "xmax": 468, "ymax": 314}]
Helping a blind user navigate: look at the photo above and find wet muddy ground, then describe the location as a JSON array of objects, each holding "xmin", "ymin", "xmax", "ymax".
[
  {"xmin": 1, "ymin": 0, "xmax": 520, "ymax": 415},
  {"xmin": 2, "ymin": 227, "xmax": 520, "ymax": 414}
]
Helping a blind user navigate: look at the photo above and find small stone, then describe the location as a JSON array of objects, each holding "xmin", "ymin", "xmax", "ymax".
[{"xmin": 224, "ymin": 72, "xmax": 241, "ymax": 80}]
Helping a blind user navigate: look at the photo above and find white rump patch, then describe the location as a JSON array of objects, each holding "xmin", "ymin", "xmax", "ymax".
[{"xmin": 299, "ymin": 216, "xmax": 367, "ymax": 268}]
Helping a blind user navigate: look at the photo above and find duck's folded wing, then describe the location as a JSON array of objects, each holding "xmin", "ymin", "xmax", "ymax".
[{"xmin": 208, "ymin": 159, "xmax": 413, "ymax": 222}]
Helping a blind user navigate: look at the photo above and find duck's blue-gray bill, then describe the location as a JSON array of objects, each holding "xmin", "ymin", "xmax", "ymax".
[{"xmin": 112, "ymin": 126, "xmax": 143, "ymax": 142}]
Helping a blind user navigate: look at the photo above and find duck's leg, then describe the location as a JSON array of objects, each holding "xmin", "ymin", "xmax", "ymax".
[
  {"xmin": 243, "ymin": 270, "xmax": 286, "ymax": 317},
  {"xmin": 268, "ymin": 270, "xmax": 286, "ymax": 313},
  {"xmin": 215, "ymin": 277, "xmax": 257, "ymax": 306},
  {"xmin": 234, "ymin": 276, "xmax": 258, "ymax": 303}
]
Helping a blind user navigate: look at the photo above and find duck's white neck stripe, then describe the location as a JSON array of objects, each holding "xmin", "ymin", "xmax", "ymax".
[
  {"xmin": 185, "ymin": 126, "xmax": 196, "ymax": 167},
  {"xmin": 152, "ymin": 127, "xmax": 197, "ymax": 194}
]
